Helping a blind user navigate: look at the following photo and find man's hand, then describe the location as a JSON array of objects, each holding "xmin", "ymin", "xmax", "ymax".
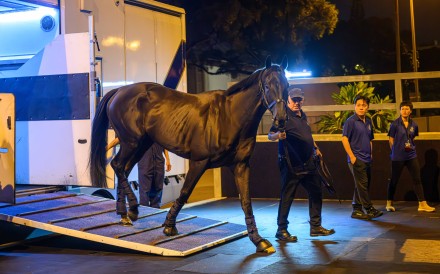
[
  {"xmin": 269, "ymin": 131, "xmax": 286, "ymax": 141},
  {"xmin": 316, "ymin": 148, "xmax": 323, "ymax": 158},
  {"xmin": 350, "ymin": 156, "xmax": 357, "ymax": 164},
  {"xmin": 278, "ymin": 131, "xmax": 287, "ymax": 140}
]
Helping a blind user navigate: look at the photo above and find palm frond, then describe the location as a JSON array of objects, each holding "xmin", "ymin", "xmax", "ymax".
[{"xmin": 317, "ymin": 82, "xmax": 396, "ymax": 133}]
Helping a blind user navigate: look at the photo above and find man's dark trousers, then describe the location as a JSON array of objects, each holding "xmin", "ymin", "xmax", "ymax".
[
  {"xmin": 348, "ymin": 159, "xmax": 372, "ymax": 210},
  {"xmin": 277, "ymin": 158, "xmax": 323, "ymax": 229}
]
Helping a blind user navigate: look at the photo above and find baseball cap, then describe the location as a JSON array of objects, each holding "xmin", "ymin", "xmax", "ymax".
[{"xmin": 288, "ymin": 87, "xmax": 304, "ymax": 99}]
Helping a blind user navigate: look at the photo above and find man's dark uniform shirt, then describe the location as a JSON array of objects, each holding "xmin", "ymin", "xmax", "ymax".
[{"xmin": 272, "ymin": 108, "xmax": 315, "ymax": 167}]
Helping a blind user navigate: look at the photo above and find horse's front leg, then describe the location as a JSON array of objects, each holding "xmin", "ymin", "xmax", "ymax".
[
  {"xmin": 234, "ymin": 162, "xmax": 275, "ymax": 254},
  {"xmin": 163, "ymin": 159, "xmax": 209, "ymax": 236}
]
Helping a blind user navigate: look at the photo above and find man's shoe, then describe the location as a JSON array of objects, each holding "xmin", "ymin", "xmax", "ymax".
[
  {"xmin": 351, "ymin": 209, "xmax": 371, "ymax": 220},
  {"xmin": 418, "ymin": 201, "xmax": 436, "ymax": 212},
  {"xmin": 275, "ymin": 229, "xmax": 298, "ymax": 242},
  {"xmin": 310, "ymin": 226, "xmax": 335, "ymax": 237},
  {"xmin": 366, "ymin": 206, "xmax": 383, "ymax": 218},
  {"xmin": 386, "ymin": 200, "xmax": 395, "ymax": 212}
]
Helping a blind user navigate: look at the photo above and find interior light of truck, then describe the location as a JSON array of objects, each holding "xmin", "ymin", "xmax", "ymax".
[
  {"xmin": 126, "ymin": 40, "xmax": 141, "ymax": 51},
  {"xmin": 0, "ymin": 7, "xmax": 57, "ymax": 23},
  {"xmin": 102, "ymin": 36, "xmax": 124, "ymax": 47}
]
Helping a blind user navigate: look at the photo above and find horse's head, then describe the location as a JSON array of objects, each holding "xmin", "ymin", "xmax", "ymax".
[{"xmin": 260, "ymin": 56, "xmax": 289, "ymax": 131}]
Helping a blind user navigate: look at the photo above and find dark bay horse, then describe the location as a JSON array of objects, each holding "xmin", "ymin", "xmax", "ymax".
[{"xmin": 90, "ymin": 56, "xmax": 289, "ymax": 253}]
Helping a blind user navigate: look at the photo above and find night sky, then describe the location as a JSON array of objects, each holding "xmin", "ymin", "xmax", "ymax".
[{"xmin": 332, "ymin": 0, "xmax": 440, "ymax": 44}]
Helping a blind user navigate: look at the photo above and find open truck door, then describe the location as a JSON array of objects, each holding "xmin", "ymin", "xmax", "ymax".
[{"xmin": 0, "ymin": 94, "xmax": 15, "ymax": 204}]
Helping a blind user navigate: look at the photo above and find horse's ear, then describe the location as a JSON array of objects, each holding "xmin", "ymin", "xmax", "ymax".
[
  {"xmin": 265, "ymin": 56, "xmax": 272, "ymax": 69},
  {"xmin": 281, "ymin": 55, "xmax": 288, "ymax": 70}
]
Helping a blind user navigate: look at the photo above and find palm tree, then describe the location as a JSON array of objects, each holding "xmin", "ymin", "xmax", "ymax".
[{"xmin": 317, "ymin": 82, "xmax": 395, "ymax": 133}]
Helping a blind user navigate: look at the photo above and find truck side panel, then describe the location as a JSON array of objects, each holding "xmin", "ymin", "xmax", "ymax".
[{"xmin": 0, "ymin": 33, "xmax": 96, "ymax": 186}]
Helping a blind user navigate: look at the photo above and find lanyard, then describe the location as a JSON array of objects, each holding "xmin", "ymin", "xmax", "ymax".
[{"xmin": 401, "ymin": 118, "xmax": 411, "ymax": 141}]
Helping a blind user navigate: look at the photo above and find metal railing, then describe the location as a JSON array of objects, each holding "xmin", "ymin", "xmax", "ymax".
[
  {"xmin": 257, "ymin": 71, "xmax": 440, "ymax": 136},
  {"xmin": 290, "ymin": 71, "xmax": 440, "ymax": 113}
]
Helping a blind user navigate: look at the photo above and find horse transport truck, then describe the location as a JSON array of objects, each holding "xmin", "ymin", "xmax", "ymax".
[{"xmin": 0, "ymin": 0, "xmax": 188, "ymax": 204}]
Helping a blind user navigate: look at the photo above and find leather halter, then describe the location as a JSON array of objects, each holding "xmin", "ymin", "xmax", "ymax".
[{"xmin": 258, "ymin": 70, "xmax": 286, "ymax": 112}]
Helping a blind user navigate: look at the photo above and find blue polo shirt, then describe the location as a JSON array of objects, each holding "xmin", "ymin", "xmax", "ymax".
[
  {"xmin": 388, "ymin": 117, "xmax": 418, "ymax": 161},
  {"xmin": 271, "ymin": 109, "xmax": 315, "ymax": 166},
  {"xmin": 342, "ymin": 114, "xmax": 374, "ymax": 163}
]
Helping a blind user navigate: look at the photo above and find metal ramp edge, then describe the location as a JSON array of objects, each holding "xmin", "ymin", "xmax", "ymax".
[{"xmin": 0, "ymin": 192, "xmax": 248, "ymax": 256}]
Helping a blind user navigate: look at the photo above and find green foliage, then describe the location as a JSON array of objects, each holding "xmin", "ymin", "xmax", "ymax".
[
  {"xmin": 161, "ymin": 0, "xmax": 339, "ymax": 75},
  {"xmin": 368, "ymin": 94, "xmax": 396, "ymax": 133},
  {"xmin": 317, "ymin": 82, "xmax": 395, "ymax": 133},
  {"xmin": 332, "ymin": 82, "xmax": 374, "ymax": 105}
]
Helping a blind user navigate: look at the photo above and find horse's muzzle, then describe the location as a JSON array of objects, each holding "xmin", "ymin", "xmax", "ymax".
[{"xmin": 272, "ymin": 118, "xmax": 286, "ymax": 132}]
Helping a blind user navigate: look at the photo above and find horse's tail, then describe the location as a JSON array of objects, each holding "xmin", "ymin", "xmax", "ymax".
[{"xmin": 89, "ymin": 88, "xmax": 118, "ymax": 188}]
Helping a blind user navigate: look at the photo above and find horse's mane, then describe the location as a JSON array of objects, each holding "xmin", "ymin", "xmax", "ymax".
[{"xmin": 225, "ymin": 68, "xmax": 264, "ymax": 96}]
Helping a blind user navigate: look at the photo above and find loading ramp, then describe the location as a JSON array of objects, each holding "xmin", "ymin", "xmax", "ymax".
[{"xmin": 0, "ymin": 192, "xmax": 247, "ymax": 256}]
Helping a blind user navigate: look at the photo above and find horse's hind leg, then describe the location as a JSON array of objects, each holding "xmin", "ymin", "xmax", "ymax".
[
  {"xmin": 163, "ymin": 159, "xmax": 209, "ymax": 236},
  {"xmin": 115, "ymin": 180, "xmax": 133, "ymax": 226},
  {"xmin": 111, "ymin": 145, "xmax": 140, "ymax": 222},
  {"xmin": 233, "ymin": 162, "xmax": 275, "ymax": 253}
]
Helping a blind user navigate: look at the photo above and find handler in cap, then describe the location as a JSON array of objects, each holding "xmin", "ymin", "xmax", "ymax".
[{"xmin": 268, "ymin": 86, "xmax": 335, "ymax": 242}]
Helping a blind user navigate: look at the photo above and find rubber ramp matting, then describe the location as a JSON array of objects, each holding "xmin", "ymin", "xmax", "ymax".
[{"xmin": 0, "ymin": 192, "xmax": 247, "ymax": 256}]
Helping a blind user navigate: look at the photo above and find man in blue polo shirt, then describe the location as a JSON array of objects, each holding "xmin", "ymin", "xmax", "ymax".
[
  {"xmin": 342, "ymin": 95, "xmax": 382, "ymax": 220},
  {"xmin": 269, "ymin": 87, "xmax": 335, "ymax": 242}
]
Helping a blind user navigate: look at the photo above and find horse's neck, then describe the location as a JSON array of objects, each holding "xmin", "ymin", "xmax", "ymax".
[{"xmin": 229, "ymin": 87, "xmax": 265, "ymax": 132}]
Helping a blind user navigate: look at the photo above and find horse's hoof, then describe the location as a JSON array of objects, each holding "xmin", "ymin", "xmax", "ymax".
[
  {"xmin": 256, "ymin": 239, "xmax": 275, "ymax": 254},
  {"xmin": 128, "ymin": 206, "xmax": 139, "ymax": 222},
  {"xmin": 119, "ymin": 215, "xmax": 133, "ymax": 226},
  {"xmin": 163, "ymin": 225, "xmax": 178, "ymax": 236}
]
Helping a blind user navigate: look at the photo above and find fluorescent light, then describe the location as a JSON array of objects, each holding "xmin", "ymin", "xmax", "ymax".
[
  {"xmin": 286, "ymin": 70, "xmax": 312, "ymax": 79},
  {"xmin": 0, "ymin": 55, "xmax": 34, "ymax": 61},
  {"xmin": 102, "ymin": 81, "xmax": 134, "ymax": 88},
  {"xmin": 0, "ymin": 7, "xmax": 57, "ymax": 23}
]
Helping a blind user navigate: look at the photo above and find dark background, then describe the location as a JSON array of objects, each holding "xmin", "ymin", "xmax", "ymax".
[{"xmin": 221, "ymin": 140, "xmax": 440, "ymax": 202}]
